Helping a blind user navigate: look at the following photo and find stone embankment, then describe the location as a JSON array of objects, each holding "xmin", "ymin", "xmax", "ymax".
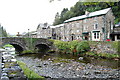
[
  {"xmin": 90, "ymin": 42, "xmax": 118, "ymax": 54},
  {"xmin": 16, "ymin": 56, "xmax": 120, "ymax": 79},
  {"xmin": 0, "ymin": 49, "xmax": 27, "ymax": 80}
]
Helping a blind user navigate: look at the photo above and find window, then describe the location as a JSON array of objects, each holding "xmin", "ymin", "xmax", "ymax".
[
  {"xmin": 94, "ymin": 32, "xmax": 99, "ymax": 39},
  {"xmin": 94, "ymin": 33, "xmax": 96, "ymax": 39},
  {"xmin": 97, "ymin": 32, "xmax": 99, "ymax": 39},
  {"xmin": 94, "ymin": 23, "xmax": 98, "ymax": 29}
]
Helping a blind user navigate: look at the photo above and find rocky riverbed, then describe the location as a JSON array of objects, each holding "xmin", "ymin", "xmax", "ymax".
[
  {"xmin": 0, "ymin": 48, "xmax": 27, "ymax": 80},
  {"xmin": 16, "ymin": 54, "xmax": 120, "ymax": 79}
]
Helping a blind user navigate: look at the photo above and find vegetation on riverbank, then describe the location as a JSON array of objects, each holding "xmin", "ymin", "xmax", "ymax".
[
  {"xmin": 51, "ymin": 40, "xmax": 119, "ymax": 59},
  {"xmin": 53, "ymin": 40, "xmax": 90, "ymax": 54},
  {"xmin": 21, "ymin": 50, "xmax": 36, "ymax": 54},
  {"xmin": 85, "ymin": 52, "xmax": 119, "ymax": 59},
  {"xmin": 3, "ymin": 44, "xmax": 13, "ymax": 48},
  {"xmin": 17, "ymin": 61, "xmax": 44, "ymax": 80}
]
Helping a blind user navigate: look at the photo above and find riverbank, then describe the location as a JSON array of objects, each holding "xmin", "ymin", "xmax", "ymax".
[
  {"xmin": 50, "ymin": 40, "xmax": 120, "ymax": 59},
  {"xmin": 17, "ymin": 61, "xmax": 44, "ymax": 80},
  {"xmin": 16, "ymin": 53, "xmax": 120, "ymax": 79}
]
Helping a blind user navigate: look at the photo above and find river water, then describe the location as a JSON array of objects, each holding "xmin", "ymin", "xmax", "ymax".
[{"xmin": 16, "ymin": 52, "xmax": 120, "ymax": 79}]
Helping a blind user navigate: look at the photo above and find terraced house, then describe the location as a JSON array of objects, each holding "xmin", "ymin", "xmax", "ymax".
[
  {"xmin": 64, "ymin": 8, "xmax": 114, "ymax": 41},
  {"xmin": 36, "ymin": 8, "xmax": 116, "ymax": 41},
  {"xmin": 37, "ymin": 23, "xmax": 53, "ymax": 39}
]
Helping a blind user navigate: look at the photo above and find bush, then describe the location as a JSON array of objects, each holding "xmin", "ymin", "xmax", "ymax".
[
  {"xmin": 67, "ymin": 40, "xmax": 79, "ymax": 52},
  {"xmin": 112, "ymin": 41, "xmax": 119, "ymax": 53},
  {"xmin": 53, "ymin": 40, "xmax": 90, "ymax": 54},
  {"xmin": 76, "ymin": 41, "xmax": 90, "ymax": 53},
  {"xmin": 54, "ymin": 40, "xmax": 68, "ymax": 52}
]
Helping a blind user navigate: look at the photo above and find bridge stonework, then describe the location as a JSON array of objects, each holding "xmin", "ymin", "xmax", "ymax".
[{"xmin": 0, "ymin": 37, "xmax": 54, "ymax": 53}]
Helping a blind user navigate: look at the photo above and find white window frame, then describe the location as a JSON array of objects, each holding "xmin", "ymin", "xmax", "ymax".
[{"xmin": 92, "ymin": 31, "xmax": 100, "ymax": 41}]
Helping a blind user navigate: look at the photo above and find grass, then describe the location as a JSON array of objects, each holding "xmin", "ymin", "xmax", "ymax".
[
  {"xmin": 86, "ymin": 52, "xmax": 119, "ymax": 59},
  {"xmin": 17, "ymin": 61, "xmax": 44, "ymax": 80}
]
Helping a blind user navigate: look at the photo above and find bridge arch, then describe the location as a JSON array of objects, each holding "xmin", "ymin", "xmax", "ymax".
[
  {"xmin": 1, "ymin": 38, "xmax": 27, "ymax": 53},
  {"xmin": 0, "ymin": 37, "xmax": 54, "ymax": 53},
  {"xmin": 34, "ymin": 38, "xmax": 53, "ymax": 53},
  {"xmin": 2, "ymin": 41, "xmax": 25, "ymax": 53},
  {"xmin": 35, "ymin": 43, "xmax": 50, "ymax": 53}
]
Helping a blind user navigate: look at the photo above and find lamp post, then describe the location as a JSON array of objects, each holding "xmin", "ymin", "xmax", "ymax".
[
  {"xmin": 28, "ymin": 29, "xmax": 29, "ymax": 38},
  {"xmin": 0, "ymin": 24, "xmax": 2, "ymax": 46},
  {"xmin": 28, "ymin": 29, "xmax": 32, "ymax": 50}
]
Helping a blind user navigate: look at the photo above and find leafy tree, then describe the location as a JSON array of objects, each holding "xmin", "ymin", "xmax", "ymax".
[
  {"xmin": 53, "ymin": 1, "xmax": 120, "ymax": 25},
  {"xmin": 0, "ymin": 26, "xmax": 7, "ymax": 37},
  {"xmin": 53, "ymin": 12, "xmax": 61, "ymax": 25}
]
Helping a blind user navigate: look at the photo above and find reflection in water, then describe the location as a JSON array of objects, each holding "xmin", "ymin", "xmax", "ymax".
[{"xmin": 20, "ymin": 52, "xmax": 120, "ymax": 69}]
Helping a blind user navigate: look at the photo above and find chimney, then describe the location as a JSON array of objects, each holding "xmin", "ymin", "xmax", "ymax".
[{"xmin": 85, "ymin": 11, "xmax": 90, "ymax": 16}]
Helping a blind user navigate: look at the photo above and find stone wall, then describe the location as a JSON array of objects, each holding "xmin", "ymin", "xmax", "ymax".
[{"xmin": 90, "ymin": 41, "xmax": 119, "ymax": 54}]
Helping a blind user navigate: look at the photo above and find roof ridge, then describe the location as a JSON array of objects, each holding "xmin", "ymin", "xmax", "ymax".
[{"xmin": 64, "ymin": 8, "xmax": 111, "ymax": 23}]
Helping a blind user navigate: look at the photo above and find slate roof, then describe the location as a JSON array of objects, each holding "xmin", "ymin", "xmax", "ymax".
[
  {"xmin": 50, "ymin": 24, "xmax": 64, "ymax": 28},
  {"xmin": 64, "ymin": 8, "xmax": 111, "ymax": 23}
]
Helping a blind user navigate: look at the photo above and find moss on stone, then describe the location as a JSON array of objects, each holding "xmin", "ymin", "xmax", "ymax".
[{"xmin": 17, "ymin": 61, "xmax": 44, "ymax": 80}]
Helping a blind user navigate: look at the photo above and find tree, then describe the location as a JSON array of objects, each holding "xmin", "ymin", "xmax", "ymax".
[
  {"xmin": 0, "ymin": 25, "xmax": 8, "ymax": 37},
  {"xmin": 53, "ymin": 1, "xmax": 120, "ymax": 25},
  {"xmin": 53, "ymin": 12, "xmax": 61, "ymax": 25}
]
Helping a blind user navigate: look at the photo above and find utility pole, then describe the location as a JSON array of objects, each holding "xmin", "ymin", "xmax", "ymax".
[
  {"xmin": 28, "ymin": 29, "xmax": 29, "ymax": 38},
  {"xmin": 0, "ymin": 24, "xmax": 3, "ymax": 46}
]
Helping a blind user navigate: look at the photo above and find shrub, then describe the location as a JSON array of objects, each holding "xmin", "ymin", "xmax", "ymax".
[
  {"xmin": 67, "ymin": 40, "xmax": 79, "ymax": 52},
  {"xmin": 54, "ymin": 40, "xmax": 68, "ymax": 52},
  {"xmin": 112, "ymin": 41, "xmax": 119, "ymax": 53},
  {"xmin": 76, "ymin": 41, "xmax": 90, "ymax": 53}
]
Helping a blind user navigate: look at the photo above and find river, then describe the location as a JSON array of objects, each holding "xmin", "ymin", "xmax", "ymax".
[{"xmin": 16, "ymin": 52, "xmax": 120, "ymax": 79}]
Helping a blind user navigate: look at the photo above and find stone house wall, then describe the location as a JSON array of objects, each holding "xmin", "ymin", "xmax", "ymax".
[
  {"xmin": 36, "ymin": 8, "xmax": 115, "ymax": 41},
  {"xmin": 90, "ymin": 42, "xmax": 118, "ymax": 54},
  {"xmin": 63, "ymin": 9, "xmax": 114, "ymax": 41}
]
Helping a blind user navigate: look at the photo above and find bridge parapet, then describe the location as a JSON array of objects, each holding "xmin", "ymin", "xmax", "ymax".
[{"xmin": 0, "ymin": 37, "xmax": 54, "ymax": 53}]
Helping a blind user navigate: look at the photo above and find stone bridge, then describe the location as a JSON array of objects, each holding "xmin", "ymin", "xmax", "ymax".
[{"xmin": 0, "ymin": 37, "xmax": 54, "ymax": 53}]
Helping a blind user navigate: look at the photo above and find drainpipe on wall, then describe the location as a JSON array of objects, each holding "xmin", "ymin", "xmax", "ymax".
[
  {"xmin": 104, "ymin": 15, "xmax": 107, "ymax": 41},
  {"xmin": 82, "ymin": 20, "xmax": 84, "ymax": 40}
]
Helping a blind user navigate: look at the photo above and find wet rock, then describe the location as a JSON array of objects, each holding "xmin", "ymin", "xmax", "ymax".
[
  {"xmin": 16, "ymin": 55, "xmax": 119, "ymax": 79},
  {"xmin": 94, "ymin": 70, "xmax": 102, "ymax": 74},
  {"xmin": 78, "ymin": 57, "xmax": 83, "ymax": 60},
  {"xmin": 2, "ymin": 73, "xmax": 8, "ymax": 76},
  {"xmin": 1, "ymin": 76, "xmax": 9, "ymax": 80}
]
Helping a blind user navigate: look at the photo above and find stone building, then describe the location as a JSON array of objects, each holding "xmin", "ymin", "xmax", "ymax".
[
  {"xmin": 22, "ymin": 31, "xmax": 37, "ymax": 38},
  {"xmin": 37, "ymin": 23, "xmax": 53, "ymax": 39},
  {"xmin": 64, "ymin": 8, "xmax": 114, "ymax": 41},
  {"xmin": 111, "ymin": 22, "xmax": 120, "ymax": 41},
  {"xmin": 52, "ymin": 24, "xmax": 64, "ymax": 40},
  {"xmin": 36, "ymin": 8, "xmax": 115, "ymax": 41}
]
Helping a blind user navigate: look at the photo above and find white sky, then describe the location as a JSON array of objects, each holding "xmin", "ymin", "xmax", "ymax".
[{"xmin": 0, "ymin": 0, "xmax": 79, "ymax": 35}]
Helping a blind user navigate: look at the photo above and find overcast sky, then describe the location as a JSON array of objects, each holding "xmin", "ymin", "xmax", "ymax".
[{"xmin": 0, "ymin": 0, "xmax": 79, "ymax": 35}]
